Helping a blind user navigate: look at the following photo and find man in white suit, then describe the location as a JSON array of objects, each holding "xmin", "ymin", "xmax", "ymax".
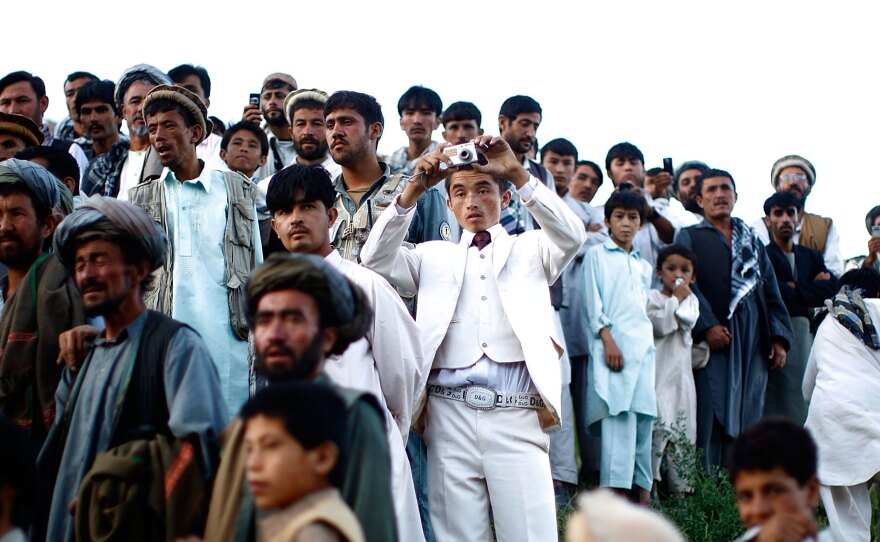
[{"xmin": 360, "ymin": 135, "xmax": 586, "ymax": 541}]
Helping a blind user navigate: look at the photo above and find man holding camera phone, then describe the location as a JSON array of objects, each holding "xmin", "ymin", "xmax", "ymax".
[
  {"xmin": 241, "ymin": 72, "xmax": 297, "ymax": 181},
  {"xmin": 360, "ymin": 135, "xmax": 586, "ymax": 541}
]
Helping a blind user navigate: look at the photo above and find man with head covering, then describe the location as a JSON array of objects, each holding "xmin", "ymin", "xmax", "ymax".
[
  {"xmin": 127, "ymin": 84, "xmax": 263, "ymax": 414},
  {"xmin": 81, "ymin": 64, "xmax": 171, "ymax": 199},
  {"xmin": 0, "ymin": 112, "xmax": 43, "ymax": 160},
  {"xmin": 205, "ymin": 253, "xmax": 396, "ymax": 542},
  {"xmin": 38, "ymin": 195, "xmax": 228, "ymax": 542},
  {"xmin": 751, "ymin": 155, "xmax": 844, "ymax": 278},
  {"xmin": 863, "ymin": 205, "xmax": 880, "ymax": 272},
  {"xmin": 242, "ymin": 72, "xmax": 298, "ymax": 182},
  {"xmin": 0, "ymin": 159, "xmax": 79, "ymax": 449}
]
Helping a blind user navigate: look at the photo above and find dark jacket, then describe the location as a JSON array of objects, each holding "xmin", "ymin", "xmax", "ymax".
[{"xmin": 766, "ymin": 242, "xmax": 838, "ymax": 318}]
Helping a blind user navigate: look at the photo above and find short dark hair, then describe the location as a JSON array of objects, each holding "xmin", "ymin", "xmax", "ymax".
[
  {"xmin": 324, "ymin": 90, "xmax": 384, "ymax": 128},
  {"xmin": 267, "ymin": 164, "xmax": 335, "ymax": 216},
  {"xmin": 499, "ymin": 95, "xmax": 542, "ymax": 120},
  {"xmin": 168, "ymin": 64, "xmax": 211, "ymax": 99},
  {"xmin": 673, "ymin": 160, "xmax": 710, "ymax": 192},
  {"xmin": 604, "ymin": 142, "xmax": 644, "ymax": 173},
  {"xmin": 263, "ymin": 78, "xmax": 296, "ymax": 93},
  {"xmin": 221, "ymin": 121, "xmax": 268, "ymax": 156},
  {"xmin": 397, "ymin": 85, "xmax": 442, "ymax": 116},
  {"xmin": 0, "ymin": 71, "xmax": 46, "ymax": 99},
  {"xmin": 656, "ymin": 244, "xmax": 697, "ymax": 272},
  {"xmin": 74, "ymin": 79, "xmax": 119, "ymax": 116},
  {"xmin": 14, "ymin": 146, "xmax": 81, "ymax": 195},
  {"xmin": 442, "ymin": 101, "xmax": 482, "ymax": 127},
  {"xmin": 240, "ymin": 382, "xmax": 348, "ymax": 488},
  {"xmin": 444, "ymin": 169, "xmax": 508, "ymax": 198},
  {"xmin": 763, "ymin": 191, "xmax": 802, "ymax": 216},
  {"xmin": 291, "ymin": 98, "xmax": 326, "ymax": 117},
  {"xmin": 540, "ymin": 138, "xmax": 578, "ymax": 162},
  {"xmin": 0, "ymin": 413, "xmax": 35, "ymax": 529},
  {"xmin": 728, "ymin": 418, "xmax": 818, "ymax": 487},
  {"xmin": 604, "ymin": 189, "xmax": 647, "ymax": 223},
  {"xmin": 576, "ymin": 160, "xmax": 604, "ymax": 187},
  {"xmin": 209, "ymin": 115, "xmax": 226, "ymax": 136},
  {"xmin": 839, "ymin": 267, "xmax": 880, "ymax": 299},
  {"xmin": 65, "ymin": 71, "xmax": 98, "ymax": 85},
  {"xmin": 694, "ymin": 168, "xmax": 737, "ymax": 196},
  {"xmin": 864, "ymin": 205, "xmax": 880, "ymax": 234},
  {"xmin": 143, "ymin": 99, "xmax": 196, "ymax": 128}
]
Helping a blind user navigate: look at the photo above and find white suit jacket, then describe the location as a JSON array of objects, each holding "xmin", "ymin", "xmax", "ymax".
[{"xmin": 360, "ymin": 179, "xmax": 586, "ymax": 429}]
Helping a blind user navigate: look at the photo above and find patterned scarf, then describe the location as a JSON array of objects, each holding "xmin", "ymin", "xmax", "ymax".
[
  {"xmin": 825, "ymin": 286, "xmax": 880, "ymax": 350},
  {"xmin": 728, "ymin": 217, "xmax": 762, "ymax": 319}
]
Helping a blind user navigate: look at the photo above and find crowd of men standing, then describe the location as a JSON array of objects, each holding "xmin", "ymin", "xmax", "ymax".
[{"xmin": 0, "ymin": 64, "xmax": 878, "ymax": 542}]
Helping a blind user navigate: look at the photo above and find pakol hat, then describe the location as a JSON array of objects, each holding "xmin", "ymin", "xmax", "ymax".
[
  {"xmin": 141, "ymin": 85, "xmax": 212, "ymax": 145},
  {"xmin": 0, "ymin": 112, "xmax": 43, "ymax": 146}
]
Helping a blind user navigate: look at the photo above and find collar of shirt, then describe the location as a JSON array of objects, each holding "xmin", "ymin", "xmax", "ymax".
[
  {"xmin": 460, "ymin": 223, "xmax": 506, "ymax": 247},
  {"xmin": 162, "ymin": 160, "xmax": 212, "ymax": 192},
  {"xmin": 40, "ymin": 123, "xmax": 54, "ymax": 146},
  {"xmin": 332, "ymin": 161, "xmax": 392, "ymax": 200},
  {"xmin": 89, "ymin": 310, "xmax": 150, "ymax": 348},
  {"xmin": 324, "ymin": 249, "xmax": 343, "ymax": 267},
  {"xmin": 602, "ymin": 236, "xmax": 641, "ymax": 259}
]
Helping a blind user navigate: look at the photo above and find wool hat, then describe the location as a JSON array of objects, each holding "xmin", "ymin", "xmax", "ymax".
[
  {"xmin": 0, "ymin": 112, "xmax": 43, "ymax": 146},
  {"xmin": 771, "ymin": 155, "xmax": 816, "ymax": 188},
  {"xmin": 262, "ymin": 72, "xmax": 298, "ymax": 92},
  {"xmin": 141, "ymin": 85, "xmax": 212, "ymax": 145},
  {"xmin": 283, "ymin": 89, "xmax": 329, "ymax": 125}
]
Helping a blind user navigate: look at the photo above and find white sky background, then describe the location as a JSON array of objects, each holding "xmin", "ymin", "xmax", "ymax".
[{"xmin": 10, "ymin": 0, "xmax": 879, "ymax": 259}]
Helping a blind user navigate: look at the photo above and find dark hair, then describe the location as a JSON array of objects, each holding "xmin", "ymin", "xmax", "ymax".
[
  {"xmin": 865, "ymin": 205, "xmax": 880, "ymax": 234},
  {"xmin": 728, "ymin": 418, "xmax": 818, "ymax": 487},
  {"xmin": 14, "ymin": 146, "xmax": 81, "ymax": 195},
  {"xmin": 0, "ymin": 413, "xmax": 35, "ymax": 529},
  {"xmin": 143, "ymin": 99, "xmax": 196, "ymax": 128},
  {"xmin": 673, "ymin": 160, "xmax": 709, "ymax": 192},
  {"xmin": 0, "ymin": 182, "xmax": 50, "ymax": 223},
  {"xmin": 291, "ymin": 98, "xmax": 326, "ymax": 117},
  {"xmin": 240, "ymin": 382, "xmax": 348, "ymax": 488},
  {"xmin": 656, "ymin": 244, "xmax": 697, "ymax": 271},
  {"xmin": 263, "ymin": 78, "xmax": 296, "ymax": 93},
  {"xmin": 839, "ymin": 267, "xmax": 880, "ymax": 299},
  {"xmin": 540, "ymin": 138, "xmax": 578, "ymax": 162},
  {"xmin": 397, "ymin": 85, "xmax": 442, "ymax": 116},
  {"xmin": 0, "ymin": 71, "xmax": 46, "ymax": 99},
  {"xmin": 442, "ymin": 101, "xmax": 482, "ymax": 127},
  {"xmin": 576, "ymin": 160, "xmax": 604, "ymax": 187},
  {"xmin": 694, "ymin": 168, "xmax": 737, "ymax": 196},
  {"xmin": 763, "ymin": 190, "xmax": 802, "ymax": 216},
  {"xmin": 65, "ymin": 71, "xmax": 98, "ymax": 85},
  {"xmin": 168, "ymin": 64, "xmax": 211, "ymax": 99},
  {"xmin": 74, "ymin": 79, "xmax": 119, "ymax": 116},
  {"xmin": 646, "ymin": 167, "xmax": 665, "ymax": 177},
  {"xmin": 324, "ymin": 90, "xmax": 384, "ymax": 128},
  {"xmin": 209, "ymin": 115, "xmax": 226, "ymax": 136},
  {"xmin": 604, "ymin": 189, "xmax": 647, "ymax": 222},
  {"xmin": 444, "ymin": 170, "xmax": 508, "ymax": 198},
  {"xmin": 499, "ymin": 95, "xmax": 542, "ymax": 120},
  {"xmin": 604, "ymin": 142, "xmax": 644, "ymax": 173},
  {"xmin": 221, "ymin": 121, "xmax": 269, "ymax": 156},
  {"xmin": 267, "ymin": 164, "xmax": 335, "ymax": 215}
]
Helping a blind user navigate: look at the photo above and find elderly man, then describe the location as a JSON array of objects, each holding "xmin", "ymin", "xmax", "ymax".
[
  {"xmin": 40, "ymin": 196, "xmax": 228, "ymax": 542},
  {"xmin": 205, "ymin": 254, "xmax": 395, "ymax": 542},
  {"xmin": 0, "ymin": 160, "xmax": 76, "ymax": 448},
  {"xmin": 0, "ymin": 112, "xmax": 43, "ymax": 160}
]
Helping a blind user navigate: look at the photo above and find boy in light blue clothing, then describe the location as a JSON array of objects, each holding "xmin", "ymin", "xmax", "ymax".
[{"xmin": 583, "ymin": 189, "xmax": 656, "ymax": 503}]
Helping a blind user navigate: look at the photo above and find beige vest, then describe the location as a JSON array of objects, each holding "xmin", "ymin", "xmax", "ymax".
[
  {"xmin": 265, "ymin": 489, "xmax": 364, "ymax": 542},
  {"xmin": 800, "ymin": 212, "xmax": 832, "ymax": 254}
]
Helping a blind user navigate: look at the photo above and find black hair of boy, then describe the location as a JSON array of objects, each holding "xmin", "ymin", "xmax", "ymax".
[
  {"xmin": 221, "ymin": 121, "xmax": 269, "ymax": 156},
  {"xmin": 396, "ymin": 85, "xmax": 442, "ymax": 117},
  {"xmin": 694, "ymin": 168, "xmax": 737, "ymax": 196},
  {"xmin": 240, "ymin": 381, "xmax": 348, "ymax": 487},
  {"xmin": 540, "ymin": 138, "xmax": 578, "ymax": 162},
  {"xmin": 656, "ymin": 244, "xmax": 698, "ymax": 272},
  {"xmin": 604, "ymin": 189, "xmax": 647, "ymax": 223},
  {"xmin": 727, "ymin": 418, "xmax": 817, "ymax": 487},
  {"xmin": 442, "ymin": 101, "xmax": 482, "ymax": 127},
  {"xmin": 576, "ymin": 160, "xmax": 604, "ymax": 187},
  {"xmin": 763, "ymin": 191, "xmax": 802, "ymax": 216},
  {"xmin": 604, "ymin": 142, "xmax": 644, "ymax": 173},
  {"xmin": 168, "ymin": 64, "xmax": 211, "ymax": 99},
  {"xmin": 14, "ymin": 146, "xmax": 81, "ymax": 195},
  {"xmin": 266, "ymin": 163, "xmax": 335, "ymax": 216},
  {"xmin": 324, "ymin": 91, "xmax": 384, "ymax": 128}
]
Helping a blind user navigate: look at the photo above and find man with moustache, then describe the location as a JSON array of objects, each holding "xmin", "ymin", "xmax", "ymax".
[
  {"xmin": 81, "ymin": 64, "xmax": 170, "ymax": 199},
  {"xmin": 388, "ymin": 86, "xmax": 442, "ymax": 176},
  {"xmin": 205, "ymin": 254, "xmax": 396, "ymax": 542},
  {"xmin": 54, "ymin": 71, "xmax": 98, "ymax": 141},
  {"xmin": 168, "ymin": 64, "xmax": 226, "ymax": 172},
  {"xmin": 243, "ymin": 73, "xmax": 298, "ymax": 182},
  {"xmin": 73, "ymin": 80, "xmax": 121, "ymax": 161}
]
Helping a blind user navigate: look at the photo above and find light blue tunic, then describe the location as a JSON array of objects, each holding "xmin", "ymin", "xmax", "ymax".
[
  {"xmin": 583, "ymin": 238, "xmax": 657, "ymax": 426},
  {"xmin": 42, "ymin": 311, "xmax": 229, "ymax": 542},
  {"xmin": 162, "ymin": 167, "xmax": 263, "ymax": 414}
]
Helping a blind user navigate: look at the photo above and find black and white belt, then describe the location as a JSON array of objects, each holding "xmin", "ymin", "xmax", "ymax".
[{"xmin": 427, "ymin": 384, "xmax": 545, "ymax": 411}]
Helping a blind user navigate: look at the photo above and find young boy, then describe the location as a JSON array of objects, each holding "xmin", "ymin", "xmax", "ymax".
[
  {"xmin": 646, "ymin": 245, "xmax": 701, "ymax": 492},
  {"xmin": 584, "ymin": 189, "xmax": 656, "ymax": 503},
  {"xmin": 242, "ymin": 382, "xmax": 364, "ymax": 542}
]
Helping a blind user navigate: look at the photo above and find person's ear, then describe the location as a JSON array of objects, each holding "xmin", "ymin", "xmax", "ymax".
[
  {"xmin": 39, "ymin": 95, "xmax": 49, "ymax": 115},
  {"xmin": 220, "ymin": 148, "xmax": 227, "ymax": 161},
  {"xmin": 478, "ymin": 127, "xmax": 485, "ymax": 136},
  {"xmin": 369, "ymin": 122, "xmax": 383, "ymax": 141},
  {"xmin": 258, "ymin": 155, "xmax": 267, "ymax": 166},
  {"xmin": 288, "ymin": 125, "xmax": 294, "ymax": 139},
  {"xmin": 500, "ymin": 189, "xmax": 512, "ymax": 209},
  {"xmin": 497, "ymin": 115, "xmax": 508, "ymax": 135},
  {"xmin": 204, "ymin": 97, "xmax": 211, "ymax": 109},
  {"xmin": 63, "ymin": 176, "xmax": 77, "ymax": 195},
  {"xmin": 327, "ymin": 207, "xmax": 338, "ymax": 228},
  {"xmin": 191, "ymin": 123, "xmax": 204, "ymax": 145},
  {"xmin": 309, "ymin": 441, "xmax": 339, "ymax": 478},
  {"xmin": 320, "ymin": 327, "xmax": 338, "ymax": 355},
  {"xmin": 431, "ymin": 116, "xmax": 440, "ymax": 131},
  {"xmin": 270, "ymin": 217, "xmax": 280, "ymax": 236},
  {"xmin": 41, "ymin": 213, "xmax": 60, "ymax": 242},
  {"xmin": 805, "ymin": 475, "xmax": 820, "ymax": 509}
]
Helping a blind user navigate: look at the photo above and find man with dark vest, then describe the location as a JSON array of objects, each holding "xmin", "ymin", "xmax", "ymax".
[{"xmin": 752, "ymin": 155, "xmax": 843, "ymax": 277}]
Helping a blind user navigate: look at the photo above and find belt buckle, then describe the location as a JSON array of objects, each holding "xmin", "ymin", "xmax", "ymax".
[{"xmin": 464, "ymin": 386, "xmax": 497, "ymax": 410}]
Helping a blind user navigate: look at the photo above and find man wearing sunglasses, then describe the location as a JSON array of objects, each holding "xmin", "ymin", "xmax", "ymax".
[
  {"xmin": 761, "ymin": 191, "xmax": 837, "ymax": 424},
  {"xmin": 753, "ymin": 155, "xmax": 843, "ymax": 278}
]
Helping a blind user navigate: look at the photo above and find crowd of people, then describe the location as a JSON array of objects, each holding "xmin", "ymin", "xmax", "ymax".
[{"xmin": 0, "ymin": 64, "xmax": 877, "ymax": 542}]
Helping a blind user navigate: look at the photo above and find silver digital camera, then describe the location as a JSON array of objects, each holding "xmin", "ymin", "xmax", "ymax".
[{"xmin": 443, "ymin": 142, "xmax": 480, "ymax": 167}]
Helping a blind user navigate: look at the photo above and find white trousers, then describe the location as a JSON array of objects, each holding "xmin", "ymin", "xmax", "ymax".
[
  {"xmin": 424, "ymin": 396, "xmax": 557, "ymax": 542},
  {"xmin": 820, "ymin": 472, "xmax": 880, "ymax": 542}
]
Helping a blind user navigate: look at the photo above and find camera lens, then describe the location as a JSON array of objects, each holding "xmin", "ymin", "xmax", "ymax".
[{"xmin": 459, "ymin": 148, "xmax": 471, "ymax": 160}]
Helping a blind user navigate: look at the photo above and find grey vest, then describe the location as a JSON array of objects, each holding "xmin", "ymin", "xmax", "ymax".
[{"xmin": 129, "ymin": 169, "xmax": 259, "ymax": 341}]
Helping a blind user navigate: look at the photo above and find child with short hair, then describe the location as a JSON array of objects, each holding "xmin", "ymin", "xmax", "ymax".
[
  {"xmin": 647, "ymin": 245, "xmax": 701, "ymax": 493},
  {"xmin": 583, "ymin": 190, "xmax": 656, "ymax": 503},
  {"xmin": 241, "ymin": 382, "xmax": 364, "ymax": 542}
]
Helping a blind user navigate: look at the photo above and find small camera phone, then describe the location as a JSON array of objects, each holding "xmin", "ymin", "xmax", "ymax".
[
  {"xmin": 663, "ymin": 157, "xmax": 674, "ymax": 175},
  {"xmin": 249, "ymin": 93, "xmax": 261, "ymax": 106},
  {"xmin": 872, "ymin": 225, "xmax": 880, "ymax": 238}
]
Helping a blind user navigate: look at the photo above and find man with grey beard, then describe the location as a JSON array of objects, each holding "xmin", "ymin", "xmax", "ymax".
[{"xmin": 81, "ymin": 64, "xmax": 169, "ymax": 199}]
